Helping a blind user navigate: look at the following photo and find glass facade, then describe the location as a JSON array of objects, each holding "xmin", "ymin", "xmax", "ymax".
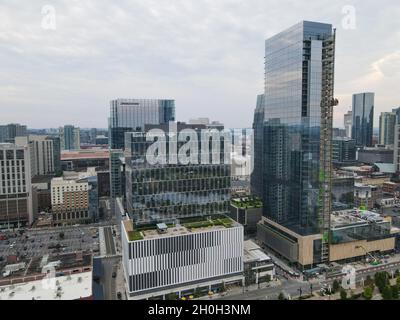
[
  {"xmin": 351, "ymin": 92, "xmax": 374, "ymax": 147},
  {"xmin": 379, "ymin": 112, "xmax": 396, "ymax": 146},
  {"xmin": 109, "ymin": 99, "xmax": 175, "ymax": 149},
  {"xmin": 331, "ymin": 221, "xmax": 392, "ymax": 245},
  {"xmin": 124, "ymin": 124, "xmax": 231, "ymax": 223},
  {"xmin": 251, "ymin": 21, "xmax": 334, "ymax": 236},
  {"xmin": 108, "ymin": 99, "xmax": 176, "ymax": 202}
]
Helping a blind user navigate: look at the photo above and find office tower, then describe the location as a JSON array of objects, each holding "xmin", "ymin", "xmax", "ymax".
[
  {"xmin": 124, "ymin": 122, "xmax": 231, "ymax": 222},
  {"xmin": 392, "ymin": 107, "xmax": 400, "ymax": 171},
  {"xmin": 110, "ymin": 149, "xmax": 124, "ymax": 198},
  {"xmin": 0, "ymin": 143, "xmax": 33, "ymax": 228},
  {"xmin": 252, "ymin": 21, "xmax": 336, "ymax": 268},
  {"xmin": 332, "ymin": 128, "xmax": 346, "ymax": 138},
  {"xmin": 332, "ymin": 137, "xmax": 356, "ymax": 164},
  {"xmin": 108, "ymin": 99, "xmax": 176, "ymax": 204},
  {"xmin": 379, "ymin": 112, "xmax": 396, "ymax": 146},
  {"xmin": 59, "ymin": 125, "xmax": 80, "ymax": 150},
  {"xmin": 0, "ymin": 123, "xmax": 27, "ymax": 143},
  {"xmin": 48, "ymin": 136, "xmax": 62, "ymax": 175},
  {"xmin": 344, "ymin": 110, "xmax": 352, "ymax": 138},
  {"xmin": 15, "ymin": 135, "xmax": 61, "ymax": 177},
  {"xmin": 351, "ymin": 92, "xmax": 374, "ymax": 147},
  {"xmin": 121, "ymin": 122, "xmax": 242, "ymax": 299},
  {"xmin": 109, "ymin": 99, "xmax": 175, "ymax": 150}
]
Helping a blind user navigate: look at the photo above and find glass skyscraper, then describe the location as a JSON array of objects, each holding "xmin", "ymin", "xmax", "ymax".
[
  {"xmin": 109, "ymin": 99, "xmax": 175, "ymax": 150},
  {"xmin": 351, "ymin": 92, "xmax": 374, "ymax": 147},
  {"xmin": 379, "ymin": 111, "xmax": 396, "ymax": 146},
  {"xmin": 252, "ymin": 21, "xmax": 336, "ymax": 265},
  {"xmin": 124, "ymin": 123, "xmax": 231, "ymax": 223},
  {"xmin": 108, "ymin": 99, "xmax": 176, "ymax": 201},
  {"xmin": 59, "ymin": 125, "xmax": 80, "ymax": 150}
]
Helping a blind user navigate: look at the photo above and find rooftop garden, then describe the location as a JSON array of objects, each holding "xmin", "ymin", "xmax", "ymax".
[
  {"xmin": 127, "ymin": 230, "xmax": 143, "ymax": 241},
  {"xmin": 178, "ymin": 214, "xmax": 234, "ymax": 229},
  {"xmin": 126, "ymin": 215, "xmax": 234, "ymax": 241},
  {"xmin": 231, "ymin": 196, "xmax": 263, "ymax": 209}
]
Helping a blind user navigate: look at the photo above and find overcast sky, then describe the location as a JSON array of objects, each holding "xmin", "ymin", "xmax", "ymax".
[{"xmin": 0, "ymin": 0, "xmax": 399, "ymax": 129}]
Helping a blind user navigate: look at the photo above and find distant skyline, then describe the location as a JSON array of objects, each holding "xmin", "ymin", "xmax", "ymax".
[{"xmin": 1, "ymin": 0, "xmax": 399, "ymax": 129}]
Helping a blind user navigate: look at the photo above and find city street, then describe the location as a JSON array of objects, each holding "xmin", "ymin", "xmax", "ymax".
[{"xmin": 101, "ymin": 256, "xmax": 120, "ymax": 300}]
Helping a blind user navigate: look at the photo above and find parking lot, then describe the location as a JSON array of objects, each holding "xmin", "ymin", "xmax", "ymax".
[{"xmin": 0, "ymin": 225, "xmax": 101, "ymax": 261}]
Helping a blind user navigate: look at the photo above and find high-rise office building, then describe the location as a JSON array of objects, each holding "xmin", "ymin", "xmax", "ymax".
[
  {"xmin": 252, "ymin": 21, "xmax": 336, "ymax": 268},
  {"xmin": 0, "ymin": 123, "xmax": 27, "ymax": 143},
  {"xmin": 124, "ymin": 122, "xmax": 231, "ymax": 223},
  {"xmin": 332, "ymin": 137, "xmax": 356, "ymax": 164},
  {"xmin": 344, "ymin": 110, "xmax": 352, "ymax": 138},
  {"xmin": 59, "ymin": 125, "xmax": 80, "ymax": 150},
  {"xmin": 15, "ymin": 135, "xmax": 61, "ymax": 177},
  {"xmin": 351, "ymin": 92, "xmax": 374, "ymax": 147},
  {"xmin": 379, "ymin": 112, "xmax": 396, "ymax": 146},
  {"xmin": 109, "ymin": 99, "xmax": 175, "ymax": 150},
  {"xmin": 121, "ymin": 122, "xmax": 242, "ymax": 299},
  {"xmin": 0, "ymin": 143, "xmax": 33, "ymax": 228},
  {"xmin": 109, "ymin": 99, "xmax": 176, "ymax": 204},
  {"xmin": 392, "ymin": 107, "xmax": 400, "ymax": 171}
]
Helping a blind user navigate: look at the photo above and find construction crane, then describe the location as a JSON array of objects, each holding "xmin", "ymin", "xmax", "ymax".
[{"xmin": 355, "ymin": 245, "xmax": 380, "ymax": 265}]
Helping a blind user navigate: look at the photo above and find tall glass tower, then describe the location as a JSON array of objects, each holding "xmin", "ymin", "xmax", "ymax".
[
  {"xmin": 109, "ymin": 99, "xmax": 175, "ymax": 150},
  {"xmin": 124, "ymin": 123, "xmax": 231, "ymax": 223},
  {"xmin": 351, "ymin": 92, "xmax": 374, "ymax": 147},
  {"xmin": 108, "ymin": 99, "xmax": 176, "ymax": 200},
  {"xmin": 252, "ymin": 21, "xmax": 336, "ymax": 265}
]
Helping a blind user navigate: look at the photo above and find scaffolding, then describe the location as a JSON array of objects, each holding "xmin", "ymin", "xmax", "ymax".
[{"xmin": 319, "ymin": 29, "xmax": 338, "ymax": 263}]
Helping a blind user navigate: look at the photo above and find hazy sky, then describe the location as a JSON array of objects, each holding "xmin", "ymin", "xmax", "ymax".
[{"xmin": 0, "ymin": 0, "xmax": 399, "ymax": 129}]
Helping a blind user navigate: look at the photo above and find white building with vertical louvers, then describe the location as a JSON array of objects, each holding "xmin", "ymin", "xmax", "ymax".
[{"xmin": 121, "ymin": 216, "xmax": 244, "ymax": 298}]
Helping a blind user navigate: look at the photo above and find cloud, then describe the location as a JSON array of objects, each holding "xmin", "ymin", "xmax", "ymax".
[{"xmin": 0, "ymin": 0, "xmax": 399, "ymax": 129}]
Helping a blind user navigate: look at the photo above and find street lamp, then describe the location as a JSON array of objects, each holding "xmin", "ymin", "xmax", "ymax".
[{"xmin": 298, "ymin": 287, "xmax": 302, "ymax": 299}]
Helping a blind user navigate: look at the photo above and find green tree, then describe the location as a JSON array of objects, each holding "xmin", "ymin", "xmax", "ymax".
[
  {"xmin": 278, "ymin": 292, "xmax": 285, "ymax": 300},
  {"xmin": 397, "ymin": 276, "xmax": 400, "ymax": 286},
  {"xmin": 375, "ymin": 272, "xmax": 390, "ymax": 293},
  {"xmin": 362, "ymin": 286, "xmax": 373, "ymax": 300},
  {"xmin": 365, "ymin": 275, "xmax": 374, "ymax": 287},
  {"xmin": 391, "ymin": 285, "xmax": 399, "ymax": 300},
  {"xmin": 382, "ymin": 286, "xmax": 393, "ymax": 300},
  {"xmin": 340, "ymin": 289, "xmax": 347, "ymax": 300},
  {"xmin": 332, "ymin": 280, "xmax": 340, "ymax": 293}
]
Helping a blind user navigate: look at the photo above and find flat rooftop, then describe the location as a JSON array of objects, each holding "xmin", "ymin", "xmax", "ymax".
[
  {"xmin": 123, "ymin": 215, "xmax": 238, "ymax": 242},
  {"xmin": 331, "ymin": 209, "xmax": 385, "ymax": 229},
  {"xmin": 0, "ymin": 252, "xmax": 92, "ymax": 281},
  {"xmin": 231, "ymin": 196, "xmax": 262, "ymax": 209},
  {"xmin": 0, "ymin": 271, "xmax": 92, "ymax": 300},
  {"xmin": 61, "ymin": 149, "xmax": 109, "ymax": 161},
  {"xmin": 243, "ymin": 240, "xmax": 272, "ymax": 264}
]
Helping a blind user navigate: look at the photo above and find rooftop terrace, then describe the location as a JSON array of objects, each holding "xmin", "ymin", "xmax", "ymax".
[
  {"xmin": 331, "ymin": 209, "xmax": 386, "ymax": 229},
  {"xmin": 123, "ymin": 215, "xmax": 237, "ymax": 242},
  {"xmin": 231, "ymin": 196, "xmax": 262, "ymax": 209}
]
